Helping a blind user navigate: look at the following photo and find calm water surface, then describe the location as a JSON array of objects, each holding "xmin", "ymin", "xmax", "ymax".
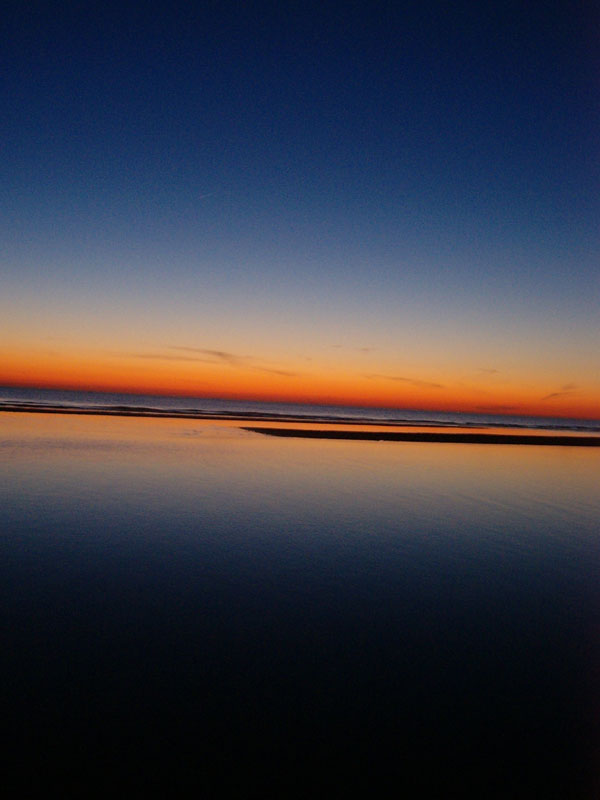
[{"xmin": 2, "ymin": 413, "xmax": 599, "ymax": 794}]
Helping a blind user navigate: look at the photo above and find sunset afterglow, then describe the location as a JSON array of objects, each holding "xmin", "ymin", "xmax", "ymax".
[{"xmin": 2, "ymin": 2, "xmax": 598, "ymax": 420}]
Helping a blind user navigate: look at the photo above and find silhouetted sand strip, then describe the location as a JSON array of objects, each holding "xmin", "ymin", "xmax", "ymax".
[
  {"xmin": 243, "ymin": 427, "xmax": 600, "ymax": 446},
  {"xmin": 2, "ymin": 405, "xmax": 599, "ymax": 440}
]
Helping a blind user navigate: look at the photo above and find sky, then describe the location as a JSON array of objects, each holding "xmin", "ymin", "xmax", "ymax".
[{"xmin": 2, "ymin": 1, "xmax": 599, "ymax": 418}]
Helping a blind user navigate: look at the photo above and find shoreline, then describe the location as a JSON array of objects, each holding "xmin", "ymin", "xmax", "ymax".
[
  {"xmin": 243, "ymin": 427, "xmax": 600, "ymax": 447},
  {"xmin": 0, "ymin": 403, "xmax": 400, "ymax": 426},
  {"xmin": 2, "ymin": 404, "xmax": 599, "ymax": 442}
]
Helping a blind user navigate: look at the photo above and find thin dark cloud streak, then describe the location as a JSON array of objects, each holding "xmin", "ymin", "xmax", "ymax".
[
  {"xmin": 110, "ymin": 349, "xmax": 297, "ymax": 375},
  {"xmin": 126, "ymin": 353, "xmax": 214, "ymax": 363},
  {"xmin": 168, "ymin": 346, "xmax": 298, "ymax": 377},
  {"xmin": 330, "ymin": 345, "xmax": 376, "ymax": 353},
  {"xmin": 541, "ymin": 384, "xmax": 578, "ymax": 401},
  {"xmin": 254, "ymin": 366, "xmax": 298, "ymax": 377},
  {"xmin": 170, "ymin": 347, "xmax": 245, "ymax": 365},
  {"xmin": 364, "ymin": 373, "xmax": 444, "ymax": 389}
]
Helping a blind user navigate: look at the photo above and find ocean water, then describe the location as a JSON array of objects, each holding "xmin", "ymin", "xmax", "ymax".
[
  {"xmin": 1, "ymin": 411, "xmax": 599, "ymax": 794},
  {"xmin": 2, "ymin": 385, "xmax": 599, "ymax": 430}
]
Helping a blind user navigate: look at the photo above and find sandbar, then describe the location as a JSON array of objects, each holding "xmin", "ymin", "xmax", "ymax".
[{"xmin": 243, "ymin": 427, "xmax": 600, "ymax": 446}]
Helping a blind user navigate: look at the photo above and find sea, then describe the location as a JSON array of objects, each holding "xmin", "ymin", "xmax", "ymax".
[
  {"xmin": 1, "ymin": 385, "xmax": 599, "ymax": 430},
  {"xmin": 1, "ymin": 387, "xmax": 599, "ymax": 794}
]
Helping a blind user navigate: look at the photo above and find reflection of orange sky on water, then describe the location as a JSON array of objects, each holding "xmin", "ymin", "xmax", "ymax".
[
  {"xmin": 3, "ymin": 411, "xmax": 598, "ymax": 536},
  {"xmin": 1, "ymin": 345, "xmax": 599, "ymax": 420},
  {"xmin": 7, "ymin": 412, "xmax": 588, "ymax": 438},
  {"xmin": 5, "ymin": 413, "xmax": 599, "ymax": 503}
]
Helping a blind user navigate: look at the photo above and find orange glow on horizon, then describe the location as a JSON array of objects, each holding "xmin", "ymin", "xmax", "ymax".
[{"xmin": 1, "ymin": 347, "xmax": 598, "ymax": 421}]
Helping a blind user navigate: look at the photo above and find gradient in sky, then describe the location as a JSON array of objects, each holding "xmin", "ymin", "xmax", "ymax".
[{"xmin": 2, "ymin": 1, "xmax": 599, "ymax": 417}]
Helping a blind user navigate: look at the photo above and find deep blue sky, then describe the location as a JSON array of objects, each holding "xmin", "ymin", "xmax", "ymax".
[{"xmin": 2, "ymin": 1, "xmax": 599, "ymax": 413}]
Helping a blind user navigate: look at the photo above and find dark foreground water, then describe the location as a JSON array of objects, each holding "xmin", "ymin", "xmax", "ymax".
[{"xmin": 2, "ymin": 413, "xmax": 599, "ymax": 795}]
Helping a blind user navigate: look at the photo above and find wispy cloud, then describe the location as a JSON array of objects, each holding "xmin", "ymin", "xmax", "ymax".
[
  {"xmin": 126, "ymin": 353, "xmax": 211, "ymax": 363},
  {"xmin": 541, "ymin": 383, "xmax": 578, "ymax": 401},
  {"xmin": 110, "ymin": 347, "xmax": 298, "ymax": 377},
  {"xmin": 364, "ymin": 373, "xmax": 444, "ymax": 389},
  {"xmin": 477, "ymin": 368, "xmax": 500, "ymax": 375},
  {"xmin": 168, "ymin": 346, "xmax": 298, "ymax": 377},
  {"xmin": 170, "ymin": 347, "xmax": 245, "ymax": 365},
  {"xmin": 331, "ymin": 345, "xmax": 375, "ymax": 353},
  {"xmin": 255, "ymin": 366, "xmax": 298, "ymax": 377}
]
